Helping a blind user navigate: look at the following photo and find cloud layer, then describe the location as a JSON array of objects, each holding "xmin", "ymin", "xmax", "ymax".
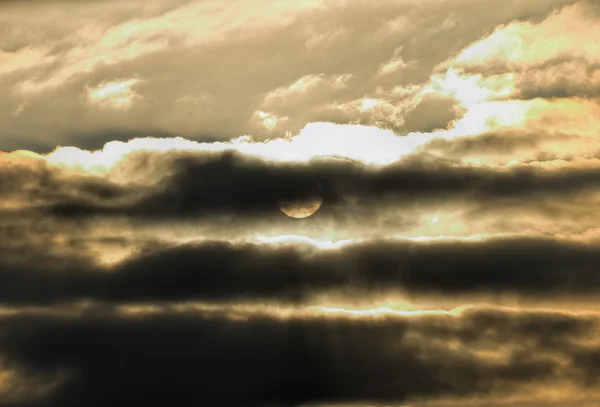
[
  {"xmin": 4, "ymin": 140, "xmax": 600, "ymax": 243},
  {"xmin": 1, "ymin": 306, "xmax": 600, "ymax": 407},
  {"xmin": 3, "ymin": 235, "xmax": 600, "ymax": 307},
  {"xmin": 2, "ymin": 0, "xmax": 600, "ymax": 406}
]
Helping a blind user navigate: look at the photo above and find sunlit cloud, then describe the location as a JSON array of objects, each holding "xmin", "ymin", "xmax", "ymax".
[
  {"xmin": 316, "ymin": 305, "xmax": 469, "ymax": 317},
  {"xmin": 424, "ymin": 68, "xmax": 516, "ymax": 106},
  {"xmin": 9, "ymin": 0, "xmax": 325, "ymax": 94},
  {"xmin": 449, "ymin": 1, "xmax": 600, "ymax": 70},
  {"xmin": 377, "ymin": 48, "xmax": 415, "ymax": 76},
  {"xmin": 250, "ymin": 234, "xmax": 358, "ymax": 249},
  {"xmin": 262, "ymin": 73, "xmax": 353, "ymax": 105},
  {"xmin": 0, "ymin": 47, "xmax": 57, "ymax": 77},
  {"xmin": 252, "ymin": 110, "xmax": 288, "ymax": 131},
  {"xmin": 42, "ymin": 121, "xmax": 431, "ymax": 175},
  {"xmin": 359, "ymin": 98, "xmax": 381, "ymax": 111},
  {"xmin": 86, "ymin": 78, "xmax": 143, "ymax": 110}
]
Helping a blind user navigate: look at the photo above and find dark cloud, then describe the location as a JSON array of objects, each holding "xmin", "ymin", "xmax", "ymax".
[
  {"xmin": 23, "ymin": 149, "xmax": 600, "ymax": 222},
  {"xmin": 0, "ymin": 306, "xmax": 597, "ymax": 407},
  {"xmin": 0, "ymin": 159, "xmax": 137, "ymax": 216},
  {"xmin": 2, "ymin": 236, "xmax": 600, "ymax": 306}
]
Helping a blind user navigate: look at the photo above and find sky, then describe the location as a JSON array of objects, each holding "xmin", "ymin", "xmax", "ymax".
[{"xmin": 1, "ymin": 0, "xmax": 600, "ymax": 405}]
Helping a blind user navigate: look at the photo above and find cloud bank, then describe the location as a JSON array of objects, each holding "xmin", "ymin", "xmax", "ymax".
[{"xmin": 1, "ymin": 306, "xmax": 600, "ymax": 407}]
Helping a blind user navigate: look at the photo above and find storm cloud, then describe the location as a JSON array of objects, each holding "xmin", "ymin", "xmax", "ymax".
[
  {"xmin": 5, "ymin": 148, "xmax": 600, "ymax": 222},
  {"xmin": 0, "ymin": 306, "xmax": 599, "ymax": 407},
  {"xmin": 1, "ymin": 236, "xmax": 600, "ymax": 306}
]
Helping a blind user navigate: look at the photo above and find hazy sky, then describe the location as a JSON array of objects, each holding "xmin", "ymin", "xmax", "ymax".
[{"xmin": 1, "ymin": 0, "xmax": 600, "ymax": 406}]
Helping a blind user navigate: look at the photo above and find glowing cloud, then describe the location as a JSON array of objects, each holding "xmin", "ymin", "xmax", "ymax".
[
  {"xmin": 86, "ymin": 78, "xmax": 143, "ymax": 110},
  {"xmin": 424, "ymin": 68, "xmax": 515, "ymax": 107},
  {"xmin": 449, "ymin": 1, "xmax": 600, "ymax": 70}
]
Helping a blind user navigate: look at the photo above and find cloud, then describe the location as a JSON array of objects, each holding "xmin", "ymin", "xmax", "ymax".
[
  {"xmin": 7, "ymin": 136, "xmax": 600, "ymax": 245},
  {"xmin": 3, "ymin": 235, "xmax": 600, "ymax": 306},
  {"xmin": 437, "ymin": 1, "xmax": 600, "ymax": 100},
  {"xmin": 86, "ymin": 78, "xmax": 143, "ymax": 110},
  {"xmin": 515, "ymin": 59, "xmax": 600, "ymax": 100},
  {"xmin": 423, "ymin": 68, "xmax": 516, "ymax": 107},
  {"xmin": 401, "ymin": 94, "xmax": 462, "ymax": 133},
  {"xmin": 377, "ymin": 46, "xmax": 415, "ymax": 76},
  {"xmin": 420, "ymin": 128, "xmax": 584, "ymax": 165},
  {"xmin": 2, "ymin": 2, "xmax": 600, "ymax": 406},
  {"xmin": 261, "ymin": 74, "xmax": 353, "ymax": 108},
  {"xmin": 0, "ymin": 0, "xmax": 578, "ymax": 150},
  {"xmin": 7, "ymin": 0, "xmax": 323, "ymax": 94},
  {"xmin": 7, "ymin": 120, "xmax": 600, "ymax": 246},
  {"xmin": 0, "ymin": 305, "xmax": 599, "ymax": 406},
  {"xmin": 448, "ymin": 1, "xmax": 600, "ymax": 71},
  {"xmin": 38, "ymin": 147, "xmax": 600, "ymax": 219}
]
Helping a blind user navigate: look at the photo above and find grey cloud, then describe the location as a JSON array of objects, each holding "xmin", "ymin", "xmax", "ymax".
[
  {"xmin": 6, "ymin": 148, "xmax": 600, "ymax": 234},
  {"xmin": 515, "ymin": 61, "xmax": 600, "ymax": 100},
  {"xmin": 463, "ymin": 58, "xmax": 600, "ymax": 101},
  {"xmin": 3, "ymin": 235, "xmax": 600, "ymax": 306},
  {"xmin": 401, "ymin": 95, "xmax": 462, "ymax": 133},
  {"xmin": 7, "ymin": 147, "xmax": 600, "ymax": 246},
  {"xmin": 0, "ymin": 306, "xmax": 597, "ymax": 407},
  {"xmin": 26, "ymin": 150, "xmax": 600, "ymax": 223},
  {"xmin": 0, "ymin": 160, "xmax": 137, "ymax": 212}
]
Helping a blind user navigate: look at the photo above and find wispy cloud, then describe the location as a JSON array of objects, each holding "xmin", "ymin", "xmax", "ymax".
[{"xmin": 86, "ymin": 78, "xmax": 143, "ymax": 110}]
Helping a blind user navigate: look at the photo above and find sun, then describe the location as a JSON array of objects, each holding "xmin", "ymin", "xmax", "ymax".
[
  {"xmin": 277, "ymin": 196, "xmax": 323, "ymax": 219},
  {"xmin": 277, "ymin": 180, "xmax": 324, "ymax": 219}
]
